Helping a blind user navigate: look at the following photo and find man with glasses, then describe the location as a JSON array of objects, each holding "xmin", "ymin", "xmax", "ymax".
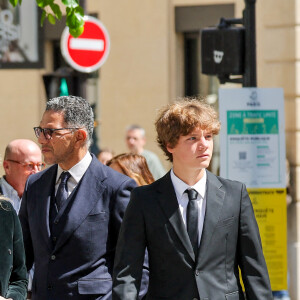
[
  {"xmin": 0, "ymin": 139, "xmax": 43, "ymax": 213},
  {"xmin": 19, "ymin": 95, "xmax": 148, "ymax": 300},
  {"xmin": 1, "ymin": 139, "xmax": 43, "ymax": 300}
]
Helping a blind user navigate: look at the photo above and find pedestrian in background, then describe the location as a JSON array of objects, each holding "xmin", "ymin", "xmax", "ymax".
[
  {"xmin": 0, "ymin": 139, "xmax": 43, "ymax": 213},
  {"xmin": 125, "ymin": 124, "xmax": 166, "ymax": 180},
  {"xmin": 107, "ymin": 153, "xmax": 154, "ymax": 186},
  {"xmin": 108, "ymin": 153, "xmax": 153, "ymax": 297},
  {"xmin": 0, "ymin": 139, "xmax": 44, "ymax": 300},
  {"xmin": 97, "ymin": 147, "xmax": 114, "ymax": 165},
  {"xmin": 0, "ymin": 196, "xmax": 27, "ymax": 300},
  {"xmin": 113, "ymin": 98, "xmax": 273, "ymax": 300}
]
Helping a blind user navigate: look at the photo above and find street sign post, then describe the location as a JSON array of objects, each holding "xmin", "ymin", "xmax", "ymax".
[{"xmin": 60, "ymin": 15, "xmax": 110, "ymax": 73}]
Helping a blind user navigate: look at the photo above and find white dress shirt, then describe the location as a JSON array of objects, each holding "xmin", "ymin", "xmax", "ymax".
[
  {"xmin": 55, "ymin": 151, "xmax": 92, "ymax": 197},
  {"xmin": 0, "ymin": 176, "xmax": 22, "ymax": 213},
  {"xmin": 170, "ymin": 168, "xmax": 207, "ymax": 245}
]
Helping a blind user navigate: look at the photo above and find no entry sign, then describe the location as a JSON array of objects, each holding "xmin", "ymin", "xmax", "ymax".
[{"xmin": 60, "ymin": 16, "xmax": 110, "ymax": 73}]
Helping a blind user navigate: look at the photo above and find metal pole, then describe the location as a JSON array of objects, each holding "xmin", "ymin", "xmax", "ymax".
[
  {"xmin": 79, "ymin": 0, "xmax": 86, "ymax": 13},
  {"xmin": 243, "ymin": 0, "xmax": 257, "ymax": 87},
  {"xmin": 78, "ymin": 0, "xmax": 87, "ymax": 100}
]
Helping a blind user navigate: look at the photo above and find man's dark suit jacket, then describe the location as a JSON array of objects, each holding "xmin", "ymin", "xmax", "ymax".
[
  {"xmin": 19, "ymin": 155, "xmax": 147, "ymax": 300},
  {"xmin": 113, "ymin": 170, "xmax": 273, "ymax": 300}
]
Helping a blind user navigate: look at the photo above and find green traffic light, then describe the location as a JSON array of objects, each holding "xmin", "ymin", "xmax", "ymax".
[{"xmin": 60, "ymin": 78, "xmax": 69, "ymax": 96}]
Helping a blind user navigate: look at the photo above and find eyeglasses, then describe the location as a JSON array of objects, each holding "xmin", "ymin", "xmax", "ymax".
[
  {"xmin": 33, "ymin": 127, "xmax": 80, "ymax": 140},
  {"xmin": 6, "ymin": 159, "xmax": 46, "ymax": 171}
]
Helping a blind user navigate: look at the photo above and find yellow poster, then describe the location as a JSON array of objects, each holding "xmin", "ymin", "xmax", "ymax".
[{"xmin": 248, "ymin": 188, "xmax": 287, "ymax": 291}]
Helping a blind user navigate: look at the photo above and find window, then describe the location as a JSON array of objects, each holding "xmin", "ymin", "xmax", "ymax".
[{"xmin": 0, "ymin": 0, "xmax": 43, "ymax": 68}]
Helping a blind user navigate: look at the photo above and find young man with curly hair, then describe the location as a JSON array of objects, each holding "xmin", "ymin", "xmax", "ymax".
[{"xmin": 113, "ymin": 98, "xmax": 272, "ymax": 300}]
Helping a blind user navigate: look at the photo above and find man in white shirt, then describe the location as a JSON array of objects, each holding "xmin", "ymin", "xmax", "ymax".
[
  {"xmin": 113, "ymin": 98, "xmax": 272, "ymax": 300},
  {"xmin": 0, "ymin": 139, "xmax": 43, "ymax": 213},
  {"xmin": 19, "ymin": 96, "xmax": 148, "ymax": 300}
]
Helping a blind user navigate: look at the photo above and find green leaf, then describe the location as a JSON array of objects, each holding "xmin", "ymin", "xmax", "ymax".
[
  {"xmin": 66, "ymin": 7, "xmax": 71, "ymax": 16},
  {"xmin": 66, "ymin": 11, "xmax": 84, "ymax": 29},
  {"xmin": 9, "ymin": 0, "xmax": 19, "ymax": 7},
  {"xmin": 61, "ymin": 0, "xmax": 79, "ymax": 9},
  {"xmin": 69, "ymin": 25, "xmax": 84, "ymax": 38},
  {"xmin": 50, "ymin": 3, "xmax": 62, "ymax": 19},
  {"xmin": 8, "ymin": 0, "xmax": 84, "ymax": 36},
  {"xmin": 41, "ymin": 0, "xmax": 54, "ymax": 7},
  {"xmin": 36, "ymin": 0, "xmax": 48, "ymax": 8},
  {"xmin": 40, "ymin": 10, "xmax": 46, "ymax": 26},
  {"xmin": 47, "ymin": 14, "xmax": 56, "ymax": 25},
  {"xmin": 74, "ymin": 6, "xmax": 84, "ymax": 16}
]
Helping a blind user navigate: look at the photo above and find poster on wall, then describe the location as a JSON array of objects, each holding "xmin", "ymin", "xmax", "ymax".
[
  {"xmin": 0, "ymin": 0, "xmax": 43, "ymax": 68},
  {"xmin": 219, "ymin": 87, "xmax": 288, "ymax": 290},
  {"xmin": 249, "ymin": 189, "xmax": 288, "ymax": 290},
  {"xmin": 219, "ymin": 88, "xmax": 286, "ymax": 188}
]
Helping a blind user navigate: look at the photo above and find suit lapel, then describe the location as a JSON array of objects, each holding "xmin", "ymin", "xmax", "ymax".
[
  {"xmin": 197, "ymin": 171, "xmax": 225, "ymax": 262},
  {"xmin": 36, "ymin": 165, "xmax": 57, "ymax": 251},
  {"xmin": 157, "ymin": 172, "xmax": 195, "ymax": 261},
  {"xmin": 53, "ymin": 158, "xmax": 107, "ymax": 252}
]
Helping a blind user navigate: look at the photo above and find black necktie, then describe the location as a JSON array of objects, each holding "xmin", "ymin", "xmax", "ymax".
[
  {"xmin": 56, "ymin": 171, "xmax": 71, "ymax": 211},
  {"xmin": 185, "ymin": 188, "xmax": 199, "ymax": 256}
]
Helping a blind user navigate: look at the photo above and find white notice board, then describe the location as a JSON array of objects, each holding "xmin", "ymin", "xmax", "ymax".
[{"xmin": 219, "ymin": 88, "xmax": 286, "ymax": 188}]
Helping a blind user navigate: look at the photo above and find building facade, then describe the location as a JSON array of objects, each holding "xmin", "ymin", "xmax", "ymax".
[{"xmin": 0, "ymin": 0, "xmax": 299, "ymax": 298}]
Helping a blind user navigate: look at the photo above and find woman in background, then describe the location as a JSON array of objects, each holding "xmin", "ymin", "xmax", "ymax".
[
  {"xmin": 107, "ymin": 153, "xmax": 154, "ymax": 186},
  {"xmin": 0, "ymin": 196, "xmax": 27, "ymax": 300},
  {"xmin": 108, "ymin": 152, "xmax": 153, "ymax": 297}
]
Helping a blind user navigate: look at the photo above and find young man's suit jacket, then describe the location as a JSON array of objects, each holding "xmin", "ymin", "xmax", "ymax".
[
  {"xmin": 113, "ymin": 170, "xmax": 273, "ymax": 300},
  {"xmin": 19, "ymin": 155, "xmax": 148, "ymax": 300}
]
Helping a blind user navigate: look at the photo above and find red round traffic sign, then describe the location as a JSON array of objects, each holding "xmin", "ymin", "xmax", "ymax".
[{"xmin": 61, "ymin": 16, "xmax": 110, "ymax": 73}]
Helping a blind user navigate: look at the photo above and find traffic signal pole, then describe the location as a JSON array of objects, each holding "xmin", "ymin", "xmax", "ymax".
[
  {"xmin": 243, "ymin": 0, "xmax": 257, "ymax": 87},
  {"xmin": 79, "ymin": 0, "xmax": 86, "ymax": 12},
  {"xmin": 201, "ymin": 0, "xmax": 257, "ymax": 87}
]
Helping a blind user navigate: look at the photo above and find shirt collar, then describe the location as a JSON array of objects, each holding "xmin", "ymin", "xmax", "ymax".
[
  {"xmin": 170, "ymin": 168, "xmax": 207, "ymax": 199},
  {"xmin": 0, "ymin": 176, "xmax": 20, "ymax": 199},
  {"xmin": 56, "ymin": 151, "xmax": 92, "ymax": 184}
]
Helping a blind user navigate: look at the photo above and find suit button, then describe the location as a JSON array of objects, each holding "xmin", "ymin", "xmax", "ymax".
[
  {"xmin": 51, "ymin": 255, "xmax": 56, "ymax": 260},
  {"xmin": 52, "ymin": 237, "xmax": 57, "ymax": 242},
  {"xmin": 47, "ymin": 285, "xmax": 52, "ymax": 290},
  {"xmin": 54, "ymin": 220, "xmax": 58, "ymax": 224}
]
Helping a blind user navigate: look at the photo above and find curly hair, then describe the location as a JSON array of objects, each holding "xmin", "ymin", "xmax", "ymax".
[{"xmin": 155, "ymin": 98, "xmax": 221, "ymax": 162}]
